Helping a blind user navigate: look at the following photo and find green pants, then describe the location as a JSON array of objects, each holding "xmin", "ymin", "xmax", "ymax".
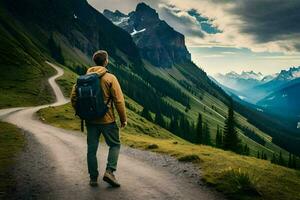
[{"xmin": 86, "ymin": 122, "xmax": 120, "ymax": 180}]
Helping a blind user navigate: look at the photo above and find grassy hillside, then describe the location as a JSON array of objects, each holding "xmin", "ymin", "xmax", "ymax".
[
  {"xmin": 0, "ymin": 5, "xmax": 55, "ymax": 108},
  {"xmin": 0, "ymin": 122, "xmax": 25, "ymax": 199},
  {"xmin": 38, "ymin": 99, "xmax": 300, "ymax": 200},
  {"xmin": 143, "ymin": 61, "xmax": 290, "ymax": 160}
]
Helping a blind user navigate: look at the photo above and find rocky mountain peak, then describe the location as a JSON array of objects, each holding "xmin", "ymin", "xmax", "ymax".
[
  {"xmin": 103, "ymin": 3, "xmax": 191, "ymax": 68},
  {"xmin": 276, "ymin": 66, "xmax": 300, "ymax": 80},
  {"xmin": 103, "ymin": 9, "xmax": 126, "ymax": 20},
  {"xmin": 135, "ymin": 3, "xmax": 157, "ymax": 16}
]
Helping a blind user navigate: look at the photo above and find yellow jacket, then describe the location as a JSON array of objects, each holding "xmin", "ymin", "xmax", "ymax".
[{"xmin": 70, "ymin": 66, "xmax": 127, "ymax": 124}]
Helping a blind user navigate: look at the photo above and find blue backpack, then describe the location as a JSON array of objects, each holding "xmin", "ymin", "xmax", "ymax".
[{"xmin": 75, "ymin": 72, "xmax": 111, "ymax": 131}]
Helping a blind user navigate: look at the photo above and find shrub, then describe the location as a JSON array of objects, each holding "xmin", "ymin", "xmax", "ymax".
[
  {"xmin": 217, "ymin": 168, "xmax": 260, "ymax": 199},
  {"xmin": 178, "ymin": 154, "xmax": 201, "ymax": 163},
  {"xmin": 147, "ymin": 144, "xmax": 159, "ymax": 149}
]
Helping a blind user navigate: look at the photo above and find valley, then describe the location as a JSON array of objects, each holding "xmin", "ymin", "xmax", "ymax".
[{"xmin": 0, "ymin": 0, "xmax": 300, "ymax": 199}]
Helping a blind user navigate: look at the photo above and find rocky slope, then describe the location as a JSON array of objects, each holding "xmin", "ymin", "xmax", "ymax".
[{"xmin": 103, "ymin": 3, "xmax": 191, "ymax": 68}]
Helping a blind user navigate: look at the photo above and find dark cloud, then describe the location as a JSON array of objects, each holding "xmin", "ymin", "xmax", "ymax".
[
  {"xmin": 230, "ymin": 0, "xmax": 300, "ymax": 46},
  {"xmin": 159, "ymin": 4, "xmax": 205, "ymax": 38},
  {"xmin": 188, "ymin": 9, "xmax": 221, "ymax": 34}
]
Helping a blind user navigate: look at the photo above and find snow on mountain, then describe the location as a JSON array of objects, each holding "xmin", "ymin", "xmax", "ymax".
[
  {"xmin": 217, "ymin": 70, "xmax": 265, "ymax": 81},
  {"xmin": 275, "ymin": 66, "xmax": 300, "ymax": 81},
  {"xmin": 131, "ymin": 28, "xmax": 146, "ymax": 36},
  {"xmin": 240, "ymin": 71, "xmax": 264, "ymax": 80},
  {"xmin": 261, "ymin": 74, "xmax": 277, "ymax": 82},
  {"xmin": 113, "ymin": 17, "xmax": 130, "ymax": 26}
]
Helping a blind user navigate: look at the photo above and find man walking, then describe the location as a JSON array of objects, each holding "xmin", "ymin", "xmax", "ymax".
[{"xmin": 71, "ymin": 50, "xmax": 127, "ymax": 187}]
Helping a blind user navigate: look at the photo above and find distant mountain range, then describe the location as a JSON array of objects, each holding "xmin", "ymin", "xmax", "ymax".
[
  {"xmin": 215, "ymin": 71, "xmax": 271, "ymax": 92},
  {"xmin": 214, "ymin": 67, "xmax": 300, "ymax": 124},
  {"xmin": 214, "ymin": 67, "xmax": 300, "ymax": 102},
  {"xmin": 257, "ymin": 81, "xmax": 300, "ymax": 119},
  {"xmin": 103, "ymin": 3, "xmax": 191, "ymax": 68}
]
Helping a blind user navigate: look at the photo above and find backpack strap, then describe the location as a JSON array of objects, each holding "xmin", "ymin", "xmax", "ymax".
[
  {"xmin": 99, "ymin": 71, "xmax": 113, "ymax": 107},
  {"xmin": 81, "ymin": 119, "xmax": 84, "ymax": 132}
]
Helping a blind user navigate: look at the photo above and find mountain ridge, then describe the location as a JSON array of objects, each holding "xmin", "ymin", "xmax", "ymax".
[{"xmin": 103, "ymin": 3, "xmax": 191, "ymax": 68}]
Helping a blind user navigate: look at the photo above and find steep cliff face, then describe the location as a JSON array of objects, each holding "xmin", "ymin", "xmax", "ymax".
[{"xmin": 104, "ymin": 3, "xmax": 191, "ymax": 68}]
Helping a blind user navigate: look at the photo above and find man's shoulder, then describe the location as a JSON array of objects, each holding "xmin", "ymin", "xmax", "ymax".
[
  {"xmin": 105, "ymin": 72, "xmax": 117, "ymax": 80},
  {"xmin": 102, "ymin": 72, "xmax": 118, "ymax": 84}
]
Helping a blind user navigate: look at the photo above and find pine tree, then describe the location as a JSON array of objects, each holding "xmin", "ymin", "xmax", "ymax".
[
  {"xmin": 278, "ymin": 151, "xmax": 285, "ymax": 166},
  {"xmin": 190, "ymin": 123, "xmax": 196, "ymax": 142},
  {"xmin": 202, "ymin": 122, "xmax": 211, "ymax": 145},
  {"xmin": 169, "ymin": 116, "xmax": 179, "ymax": 135},
  {"xmin": 271, "ymin": 153, "xmax": 277, "ymax": 164},
  {"xmin": 215, "ymin": 125, "xmax": 223, "ymax": 148},
  {"xmin": 195, "ymin": 113, "xmax": 203, "ymax": 144},
  {"xmin": 223, "ymin": 99, "xmax": 240, "ymax": 152},
  {"xmin": 243, "ymin": 144, "xmax": 250, "ymax": 155},
  {"xmin": 288, "ymin": 153, "xmax": 292, "ymax": 168},
  {"xmin": 257, "ymin": 151, "xmax": 260, "ymax": 159},
  {"xmin": 48, "ymin": 34, "xmax": 65, "ymax": 64},
  {"xmin": 141, "ymin": 107, "xmax": 152, "ymax": 122},
  {"xmin": 56, "ymin": 45, "xmax": 65, "ymax": 64},
  {"xmin": 155, "ymin": 111, "xmax": 165, "ymax": 128},
  {"xmin": 292, "ymin": 155, "xmax": 297, "ymax": 169},
  {"xmin": 261, "ymin": 152, "xmax": 267, "ymax": 160},
  {"xmin": 264, "ymin": 153, "xmax": 268, "ymax": 160},
  {"xmin": 180, "ymin": 117, "xmax": 190, "ymax": 141}
]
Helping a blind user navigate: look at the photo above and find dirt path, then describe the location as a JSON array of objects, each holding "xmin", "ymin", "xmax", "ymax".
[{"xmin": 0, "ymin": 62, "xmax": 224, "ymax": 200}]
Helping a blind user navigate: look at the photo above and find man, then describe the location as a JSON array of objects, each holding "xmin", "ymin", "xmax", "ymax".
[{"xmin": 71, "ymin": 50, "xmax": 127, "ymax": 187}]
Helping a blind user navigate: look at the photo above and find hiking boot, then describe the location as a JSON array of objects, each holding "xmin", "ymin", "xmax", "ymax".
[
  {"xmin": 103, "ymin": 170, "xmax": 120, "ymax": 187},
  {"xmin": 89, "ymin": 178, "xmax": 98, "ymax": 187}
]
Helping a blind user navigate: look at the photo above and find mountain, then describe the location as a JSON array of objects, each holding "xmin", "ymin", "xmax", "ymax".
[
  {"xmin": 215, "ymin": 67, "xmax": 300, "ymax": 104},
  {"xmin": 103, "ymin": 3, "xmax": 191, "ymax": 68},
  {"xmin": 214, "ymin": 71, "xmax": 270, "ymax": 103},
  {"xmin": 275, "ymin": 66, "xmax": 300, "ymax": 81},
  {"xmin": 257, "ymin": 80, "xmax": 300, "ymax": 123},
  {"xmin": 240, "ymin": 71, "xmax": 264, "ymax": 80},
  {"xmin": 252, "ymin": 66, "xmax": 300, "ymax": 101},
  {"xmin": 261, "ymin": 74, "xmax": 277, "ymax": 82},
  {"xmin": 214, "ymin": 71, "xmax": 267, "ymax": 92}
]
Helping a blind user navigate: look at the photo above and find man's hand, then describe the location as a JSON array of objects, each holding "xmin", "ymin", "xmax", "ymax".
[{"xmin": 121, "ymin": 121, "xmax": 127, "ymax": 128}]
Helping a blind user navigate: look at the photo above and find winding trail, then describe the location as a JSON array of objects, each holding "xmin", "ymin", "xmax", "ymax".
[{"xmin": 0, "ymin": 62, "xmax": 224, "ymax": 200}]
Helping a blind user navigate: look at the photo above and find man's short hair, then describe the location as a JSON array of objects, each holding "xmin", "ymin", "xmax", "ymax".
[{"xmin": 93, "ymin": 50, "xmax": 108, "ymax": 66}]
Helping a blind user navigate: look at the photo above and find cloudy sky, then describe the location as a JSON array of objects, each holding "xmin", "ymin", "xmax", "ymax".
[{"xmin": 88, "ymin": 0, "xmax": 300, "ymax": 75}]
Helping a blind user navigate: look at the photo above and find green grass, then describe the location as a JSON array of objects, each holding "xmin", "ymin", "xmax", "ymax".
[
  {"xmin": 0, "ymin": 122, "xmax": 25, "ymax": 199},
  {"xmin": 38, "ymin": 102, "xmax": 300, "ymax": 200},
  {"xmin": 0, "ymin": 5, "xmax": 55, "ymax": 108},
  {"xmin": 55, "ymin": 64, "xmax": 78, "ymax": 97},
  {"xmin": 38, "ymin": 100, "xmax": 184, "ymax": 141},
  {"xmin": 217, "ymin": 168, "xmax": 260, "ymax": 199}
]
